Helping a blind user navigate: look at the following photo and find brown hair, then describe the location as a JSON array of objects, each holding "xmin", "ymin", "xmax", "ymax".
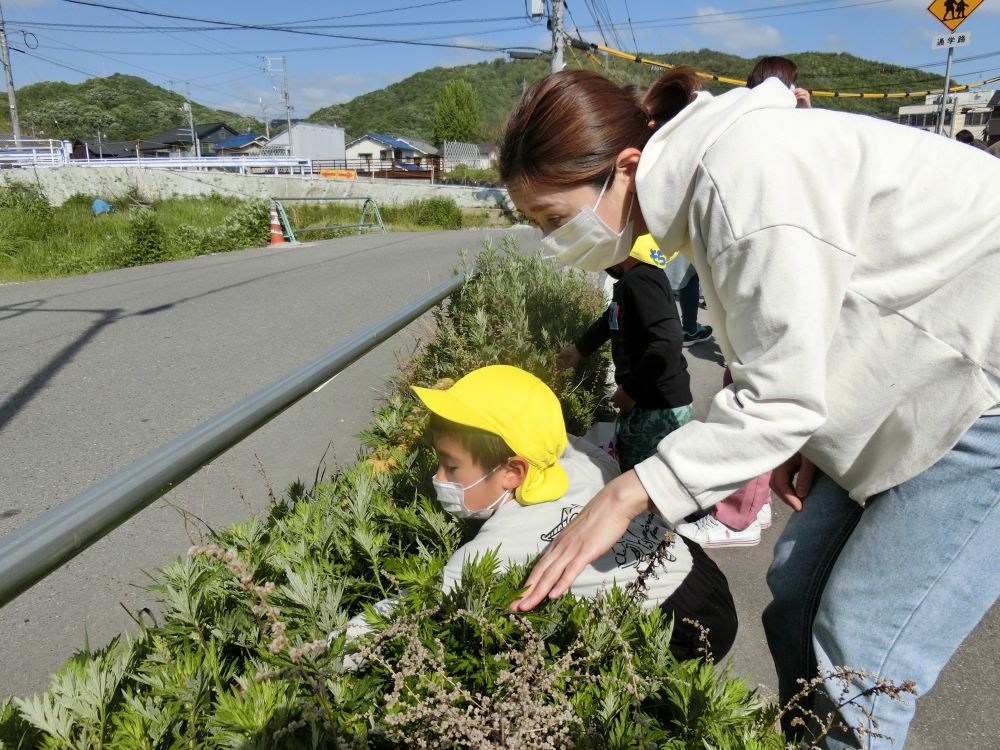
[
  {"xmin": 429, "ymin": 413, "xmax": 515, "ymax": 471},
  {"xmin": 746, "ymin": 56, "xmax": 798, "ymax": 89},
  {"xmin": 497, "ymin": 68, "xmax": 701, "ymax": 191}
]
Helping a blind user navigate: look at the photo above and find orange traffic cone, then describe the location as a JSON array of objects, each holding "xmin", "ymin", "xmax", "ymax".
[{"xmin": 269, "ymin": 205, "xmax": 286, "ymax": 245}]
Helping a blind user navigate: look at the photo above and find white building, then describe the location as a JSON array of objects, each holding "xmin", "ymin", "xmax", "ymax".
[
  {"xmin": 264, "ymin": 123, "xmax": 346, "ymax": 161},
  {"xmin": 897, "ymin": 89, "xmax": 993, "ymax": 141},
  {"xmin": 442, "ymin": 140, "xmax": 494, "ymax": 170},
  {"xmin": 345, "ymin": 132, "xmax": 437, "ymax": 167}
]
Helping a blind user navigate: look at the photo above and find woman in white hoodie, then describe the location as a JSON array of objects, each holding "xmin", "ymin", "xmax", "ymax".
[{"xmin": 500, "ymin": 68, "xmax": 999, "ymax": 749}]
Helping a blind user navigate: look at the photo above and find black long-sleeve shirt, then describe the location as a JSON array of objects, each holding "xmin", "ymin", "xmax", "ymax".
[{"xmin": 575, "ymin": 263, "xmax": 692, "ymax": 409}]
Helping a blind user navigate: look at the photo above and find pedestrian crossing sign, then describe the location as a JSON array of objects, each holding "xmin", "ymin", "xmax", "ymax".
[{"xmin": 927, "ymin": 0, "xmax": 984, "ymax": 32}]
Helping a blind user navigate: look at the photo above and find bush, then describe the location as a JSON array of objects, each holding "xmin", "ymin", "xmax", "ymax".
[
  {"xmin": 0, "ymin": 241, "xmax": 786, "ymax": 749},
  {"xmin": 416, "ymin": 196, "xmax": 463, "ymax": 229},
  {"xmin": 118, "ymin": 208, "xmax": 166, "ymax": 267}
]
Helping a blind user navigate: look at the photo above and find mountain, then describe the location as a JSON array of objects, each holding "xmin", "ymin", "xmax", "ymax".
[
  {"xmin": 307, "ymin": 50, "xmax": 945, "ymax": 144},
  {"xmin": 0, "ymin": 50, "xmax": 946, "ymax": 145},
  {"xmin": 0, "ymin": 74, "xmax": 261, "ymax": 142}
]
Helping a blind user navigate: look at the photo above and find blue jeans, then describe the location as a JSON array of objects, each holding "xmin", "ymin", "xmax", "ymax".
[{"xmin": 763, "ymin": 416, "xmax": 1000, "ymax": 749}]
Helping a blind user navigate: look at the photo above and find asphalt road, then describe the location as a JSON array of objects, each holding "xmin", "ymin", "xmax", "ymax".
[
  {"xmin": 1, "ymin": 231, "xmax": 996, "ymax": 748},
  {"xmin": 0, "ymin": 228, "xmax": 522, "ymax": 697}
]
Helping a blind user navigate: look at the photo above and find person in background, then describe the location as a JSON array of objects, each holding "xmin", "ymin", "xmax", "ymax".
[
  {"xmin": 746, "ymin": 55, "xmax": 811, "ymax": 108},
  {"xmin": 556, "ymin": 234, "xmax": 693, "ymax": 472}
]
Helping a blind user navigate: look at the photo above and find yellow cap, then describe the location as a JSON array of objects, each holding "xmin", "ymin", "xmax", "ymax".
[
  {"xmin": 412, "ymin": 365, "xmax": 569, "ymax": 505},
  {"xmin": 629, "ymin": 233, "xmax": 676, "ymax": 268}
]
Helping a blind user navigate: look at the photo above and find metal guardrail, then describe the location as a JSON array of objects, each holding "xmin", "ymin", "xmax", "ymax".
[
  {"xmin": 0, "ymin": 138, "xmax": 69, "ymax": 167},
  {"xmin": 0, "ymin": 271, "xmax": 470, "ymax": 608},
  {"xmin": 75, "ymin": 156, "xmax": 313, "ymax": 175},
  {"xmin": 274, "ymin": 196, "xmax": 387, "ymax": 242}
]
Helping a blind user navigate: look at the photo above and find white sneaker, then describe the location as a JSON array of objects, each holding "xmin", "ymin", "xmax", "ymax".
[
  {"xmin": 756, "ymin": 502, "xmax": 772, "ymax": 530},
  {"xmin": 675, "ymin": 514, "xmax": 762, "ymax": 548}
]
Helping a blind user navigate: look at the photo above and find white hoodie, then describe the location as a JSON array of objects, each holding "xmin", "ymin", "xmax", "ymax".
[{"xmin": 633, "ymin": 79, "xmax": 1000, "ymax": 521}]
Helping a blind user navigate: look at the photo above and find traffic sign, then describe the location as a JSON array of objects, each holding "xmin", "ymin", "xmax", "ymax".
[
  {"xmin": 932, "ymin": 31, "xmax": 972, "ymax": 48},
  {"xmin": 927, "ymin": 0, "xmax": 985, "ymax": 32}
]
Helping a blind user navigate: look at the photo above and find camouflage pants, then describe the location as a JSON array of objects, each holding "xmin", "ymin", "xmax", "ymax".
[{"xmin": 616, "ymin": 403, "xmax": 692, "ymax": 472}]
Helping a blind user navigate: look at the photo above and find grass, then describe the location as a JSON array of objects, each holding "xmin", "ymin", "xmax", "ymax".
[
  {"xmin": 282, "ymin": 197, "xmax": 494, "ymax": 241},
  {"xmin": 0, "ymin": 186, "xmax": 502, "ymax": 282}
]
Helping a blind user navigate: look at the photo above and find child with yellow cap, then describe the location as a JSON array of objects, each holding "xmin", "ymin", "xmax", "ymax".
[
  {"xmin": 412, "ymin": 364, "xmax": 737, "ymax": 661},
  {"xmin": 556, "ymin": 234, "xmax": 693, "ymax": 472}
]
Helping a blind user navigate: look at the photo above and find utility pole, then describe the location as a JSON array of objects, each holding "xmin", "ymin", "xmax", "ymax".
[
  {"xmin": 184, "ymin": 83, "xmax": 201, "ymax": 157},
  {"xmin": 182, "ymin": 101, "xmax": 197, "ymax": 157},
  {"xmin": 264, "ymin": 56, "xmax": 293, "ymax": 156},
  {"xmin": 259, "ymin": 96, "xmax": 270, "ymax": 139},
  {"xmin": 0, "ymin": 0, "xmax": 21, "ymax": 141},
  {"xmin": 550, "ymin": 0, "xmax": 565, "ymax": 74},
  {"xmin": 935, "ymin": 45, "xmax": 954, "ymax": 136}
]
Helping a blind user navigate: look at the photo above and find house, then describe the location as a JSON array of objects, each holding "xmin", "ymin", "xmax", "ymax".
[
  {"xmin": 985, "ymin": 90, "xmax": 1000, "ymax": 146},
  {"xmin": 263, "ymin": 123, "xmax": 345, "ymax": 161},
  {"xmin": 344, "ymin": 132, "xmax": 439, "ymax": 169},
  {"xmin": 214, "ymin": 132, "xmax": 269, "ymax": 156},
  {"xmin": 70, "ymin": 139, "xmax": 137, "ymax": 159},
  {"xmin": 140, "ymin": 122, "xmax": 241, "ymax": 157},
  {"xmin": 897, "ymin": 90, "xmax": 993, "ymax": 142},
  {"xmin": 442, "ymin": 140, "xmax": 494, "ymax": 171}
]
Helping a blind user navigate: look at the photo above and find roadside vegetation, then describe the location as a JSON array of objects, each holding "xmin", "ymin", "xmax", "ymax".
[
  {"xmin": 0, "ymin": 185, "xmax": 494, "ymax": 282},
  {"xmin": 0, "ymin": 245, "xmax": 793, "ymax": 749}
]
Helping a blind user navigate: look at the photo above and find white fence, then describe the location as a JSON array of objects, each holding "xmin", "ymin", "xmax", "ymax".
[{"xmin": 0, "ymin": 139, "xmax": 70, "ymax": 167}]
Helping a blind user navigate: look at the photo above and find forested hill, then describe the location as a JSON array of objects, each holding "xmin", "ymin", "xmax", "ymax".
[
  {"xmin": 0, "ymin": 74, "xmax": 261, "ymax": 142},
  {"xmin": 308, "ymin": 49, "xmax": 945, "ymax": 143},
  {"xmin": 0, "ymin": 51, "xmax": 944, "ymax": 145}
]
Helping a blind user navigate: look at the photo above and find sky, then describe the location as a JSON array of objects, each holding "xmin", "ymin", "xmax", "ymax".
[{"xmin": 3, "ymin": 0, "xmax": 999, "ymax": 119}]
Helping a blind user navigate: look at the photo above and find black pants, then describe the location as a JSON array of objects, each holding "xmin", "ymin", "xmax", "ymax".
[{"xmin": 659, "ymin": 536, "xmax": 738, "ymax": 662}]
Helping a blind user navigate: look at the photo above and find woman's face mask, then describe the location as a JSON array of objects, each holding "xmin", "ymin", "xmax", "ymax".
[
  {"xmin": 432, "ymin": 464, "xmax": 511, "ymax": 521},
  {"xmin": 539, "ymin": 172, "xmax": 635, "ymax": 272}
]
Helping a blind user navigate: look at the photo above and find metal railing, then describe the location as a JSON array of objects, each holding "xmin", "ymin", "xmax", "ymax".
[
  {"xmin": 0, "ymin": 272, "xmax": 469, "ymax": 608},
  {"xmin": 274, "ymin": 196, "xmax": 387, "ymax": 242},
  {"xmin": 0, "ymin": 138, "xmax": 69, "ymax": 167},
  {"xmin": 75, "ymin": 155, "xmax": 313, "ymax": 175}
]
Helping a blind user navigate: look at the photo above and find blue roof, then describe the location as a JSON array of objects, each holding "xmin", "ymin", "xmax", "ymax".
[
  {"xmin": 215, "ymin": 132, "xmax": 265, "ymax": 149},
  {"xmin": 366, "ymin": 132, "xmax": 419, "ymax": 151}
]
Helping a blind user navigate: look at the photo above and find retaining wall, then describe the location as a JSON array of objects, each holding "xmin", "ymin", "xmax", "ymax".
[{"xmin": 0, "ymin": 165, "xmax": 513, "ymax": 210}]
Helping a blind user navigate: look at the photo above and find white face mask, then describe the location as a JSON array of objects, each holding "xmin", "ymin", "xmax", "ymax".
[
  {"xmin": 540, "ymin": 172, "xmax": 635, "ymax": 272},
  {"xmin": 432, "ymin": 464, "xmax": 511, "ymax": 521}
]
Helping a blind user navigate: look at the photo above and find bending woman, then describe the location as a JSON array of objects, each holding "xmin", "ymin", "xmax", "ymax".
[{"xmin": 499, "ymin": 68, "xmax": 999, "ymax": 749}]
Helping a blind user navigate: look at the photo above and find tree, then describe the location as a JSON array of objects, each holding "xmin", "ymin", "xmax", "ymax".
[{"xmin": 432, "ymin": 78, "xmax": 482, "ymax": 147}]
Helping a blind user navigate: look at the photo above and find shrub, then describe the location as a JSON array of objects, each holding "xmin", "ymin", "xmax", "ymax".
[
  {"xmin": 416, "ymin": 196, "xmax": 463, "ymax": 229},
  {"xmin": 407, "ymin": 240, "xmax": 614, "ymax": 435},
  {"xmin": 118, "ymin": 208, "xmax": 166, "ymax": 267},
  {"xmin": 0, "ymin": 241, "xmax": 787, "ymax": 749}
]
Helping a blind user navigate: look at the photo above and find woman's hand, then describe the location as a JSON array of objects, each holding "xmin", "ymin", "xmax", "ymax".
[
  {"xmin": 793, "ymin": 87, "xmax": 812, "ymax": 109},
  {"xmin": 611, "ymin": 386, "xmax": 636, "ymax": 414},
  {"xmin": 771, "ymin": 453, "xmax": 816, "ymax": 512},
  {"xmin": 511, "ymin": 469, "xmax": 653, "ymax": 611},
  {"xmin": 555, "ymin": 344, "xmax": 582, "ymax": 370}
]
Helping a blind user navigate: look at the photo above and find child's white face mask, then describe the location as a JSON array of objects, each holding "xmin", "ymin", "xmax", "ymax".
[
  {"xmin": 432, "ymin": 464, "xmax": 511, "ymax": 521},
  {"xmin": 540, "ymin": 172, "xmax": 635, "ymax": 272}
]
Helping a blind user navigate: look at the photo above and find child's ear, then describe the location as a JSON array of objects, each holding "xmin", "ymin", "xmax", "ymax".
[{"xmin": 502, "ymin": 456, "xmax": 529, "ymax": 489}]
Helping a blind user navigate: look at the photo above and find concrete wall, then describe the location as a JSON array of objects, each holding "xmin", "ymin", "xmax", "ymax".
[{"xmin": 0, "ymin": 165, "xmax": 512, "ymax": 210}]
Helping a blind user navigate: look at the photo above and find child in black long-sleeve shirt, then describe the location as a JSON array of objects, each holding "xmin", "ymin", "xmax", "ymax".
[{"xmin": 556, "ymin": 234, "xmax": 693, "ymax": 471}]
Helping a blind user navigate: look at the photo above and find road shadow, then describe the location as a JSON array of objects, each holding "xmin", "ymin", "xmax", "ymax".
[{"xmin": 685, "ymin": 338, "xmax": 726, "ymax": 368}]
